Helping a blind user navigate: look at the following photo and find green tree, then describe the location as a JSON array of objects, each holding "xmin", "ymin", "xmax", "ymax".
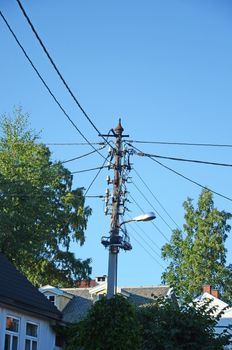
[
  {"xmin": 162, "ymin": 189, "xmax": 232, "ymax": 302},
  {"xmin": 65, "ymin": 295, "xmax": 141, "ymax": 350},
  {"xmin": 0, "ymin": 109, "xmax": 92, "ymax": 286},
  {"xmin": 137, "ymin": 297, "xmax": 231, "ymax": 350}
]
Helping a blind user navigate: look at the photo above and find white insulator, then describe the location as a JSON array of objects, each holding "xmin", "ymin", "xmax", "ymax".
[{"xmin": 104, "ymin": 207, "xmax": 108, "ymax": 215}]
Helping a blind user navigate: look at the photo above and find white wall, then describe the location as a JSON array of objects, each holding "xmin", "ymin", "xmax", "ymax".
[{"xmin": 0, "ymin": 306, "xmax": 57, "ymax": 350}]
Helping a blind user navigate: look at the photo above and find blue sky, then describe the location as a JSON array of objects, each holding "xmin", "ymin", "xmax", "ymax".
[{"xmin": 1, "ymin": 0, "xmax": 232, "ymax": 287}]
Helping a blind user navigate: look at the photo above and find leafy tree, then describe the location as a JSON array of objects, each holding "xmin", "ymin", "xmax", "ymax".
[
  {"xmin": 137, "ymin": 297, "xmax": 231, "ymax": 350},
  {"xmin": 0, "ymin": 109, "xmax": 92, "ymax": 286},
  {"xmin": 64, "ymin": 295, "xmax": 231, "ymax": 350},
  {"xmin": 162, "ymin": 189, "xmax": 232, "ymax": 302},
  {"xmin": 64, "ymin": 295, "xmax": 141, "ymax": 350}
]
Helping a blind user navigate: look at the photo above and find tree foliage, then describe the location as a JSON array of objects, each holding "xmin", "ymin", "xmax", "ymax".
[
  {"xmin": 64, "ymin": 295, "xmax": 231, "ymax": 350},
  {"xmin": 64, "ymin": 295, "xmax": 141, "ymax": 350},
  {"xmin": 137, "ymin": 297, "xmax": 231, "ymax": 350},
  {"xmin": 162, "ymin": 189, "xmax": 232, "ymax": 302},
  {"xmin": 0, "ymin": 109, "xmax": 92, "ymax": 286}
]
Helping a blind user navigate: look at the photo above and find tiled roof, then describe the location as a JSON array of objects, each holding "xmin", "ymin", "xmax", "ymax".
[{"xmin": 0, "ymin": 253, "xmax": 62, "ymax": 321}]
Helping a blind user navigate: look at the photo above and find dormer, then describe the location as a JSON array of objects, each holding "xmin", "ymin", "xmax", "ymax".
[{"xmin": 39, "ymin": 285, "xmax": 73, "ymax": 311}]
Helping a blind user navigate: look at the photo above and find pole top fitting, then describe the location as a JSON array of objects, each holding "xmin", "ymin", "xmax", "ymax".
[{"xmin": 114, "ymin": 118, "xmax": 124, "ymax": 135}]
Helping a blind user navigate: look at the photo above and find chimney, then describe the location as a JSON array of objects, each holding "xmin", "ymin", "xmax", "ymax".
[
  {"xmin": 202, "ymin": 285, "xmax": 211, "ymax": 294},
  {"xmin": 211, "ymin": 289, "xmax": 219, "ymax": 299},
  {"xmin": 202, "ymin": 285, "xmax": 219, "ymax": 299}
]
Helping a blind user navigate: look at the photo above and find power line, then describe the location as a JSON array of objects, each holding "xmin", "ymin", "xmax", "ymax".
[
  {"xmin": 15, "ymin": 0, "xmax": 113, "ymax": 150},
  {"xmin": 127, "ymin": 229, "xmax": 165, "ymax": 269},
  {"xmin": 0, "ymin": 142, "xmax": 104, "ymax": 146},
  {"xmin": 71, "ymin": 166, "xmax": 108, "ymax": 174},
  {"xmin": 133, "ymin": 168, "xmax": 181, "ymax": 230},
  {"xmin": 131, "ymin": 180, "xmax": 174, "ymax": 232},
  {"xmin": 61, "ymin": 147, "xmax": 105, "ymax": 164},
  {"xmin": 128, "ymin": 140, "xmax": 232, "ymax": 148},
  {"xmin": 126, "ymin": 224, "xmax": 161, "ymax": 258},
  {"xmin": 46, "ymin": 142, "xmax": 105, "ymax": 146},
  {"xmin": 0, "ymin": 10, "xmax": 108, "ymax": 163},
  {"xmin": 129, "ymin": 192, "xmax": 169, "ymax": 242},
  {"xmin": 130, "ymin": 144, "xmax": 232, "ymax": 203},
  {"xmin": 135, "ymin": 152, "xmax": 232, "ymax": 168},
  {"xmin": 84, "ymin": 135, "xmax": 111, "ymax": 196},
  {"xmin": 84, "ymin": 159, "xmax": 108, "ymax": 196},
  {"xmin": 126, "ymin": 214, "xmax": 161, "ymax": 253}
]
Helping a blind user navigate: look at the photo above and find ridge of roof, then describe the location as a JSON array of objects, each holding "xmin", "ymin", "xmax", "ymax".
[{"xmin": 121, "ymin": 285, "xmax": 170, "ymax": 289}]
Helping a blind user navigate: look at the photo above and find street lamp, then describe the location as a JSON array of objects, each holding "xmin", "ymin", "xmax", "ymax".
[
  {"xmin": 120, "ymin": 212, "xmax": 156, "ymax": 226},
  {"xmin": 102, "ymin": 211, "xmax": 156, "ymax": 298}
]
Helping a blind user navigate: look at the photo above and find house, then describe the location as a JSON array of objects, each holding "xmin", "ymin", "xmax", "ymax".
[
  {"xmin": 195, "ymin": 284, "xmax": 232, "ymax": 346},
  {"xmin": 40, "ymin": 276, "xmax": 175, "ymax": 323},
  {"xmin": 0, "ymin": 253, "xmax": 63, "ymax": 350}
]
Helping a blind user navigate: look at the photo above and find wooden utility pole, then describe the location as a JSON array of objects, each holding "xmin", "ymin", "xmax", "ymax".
[
  {"xmin": 106, "ymin": 120, "xmax": 123, "ymax": 298},
  {"xmin": 101, "ymin": 120, "xmax": 131, "ymax": 298}
]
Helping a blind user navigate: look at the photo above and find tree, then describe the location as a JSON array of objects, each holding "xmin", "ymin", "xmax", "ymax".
[
  {"xmin": 64, "ymin": 295, "xmax": 141, "ymax": 350},
  {"xmin": 137, "ymin": 297, "xmax": 231, "ymax": 350},
  {"xmin": 0, "ymin": 109, "xmax": 92, "ymax": 287},
  {"xmin": 162, "ymin": 189, "xmax": 232, "ymax": 302}
]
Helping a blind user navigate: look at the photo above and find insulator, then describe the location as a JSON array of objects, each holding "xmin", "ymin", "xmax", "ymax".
[
  {"xmin": 105, "ymin": 188, "xmax": 110, "ymax": 196},
  {"xmin": 107, "ymin": 161, "xmax": 111, "ymax": 170},
  {"xmin": 104, "ymin": 207, "xmax": 109, "ymax": 215},
  {"xmin": 106, "ymin": 176, "xmax": 110, "ymax": 185}
]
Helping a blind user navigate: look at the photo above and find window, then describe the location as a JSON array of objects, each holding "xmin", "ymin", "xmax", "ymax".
[
  {"xmin": 25, "ymin": 322, "xmax": 38, "ymax": 350},
  {"xmin": 4, "ymin": 316, "xmax": 20, "ymax": 350},
  {"xmin": 48, "ymin": 295, "xmax": 55, "ymax": 305}
]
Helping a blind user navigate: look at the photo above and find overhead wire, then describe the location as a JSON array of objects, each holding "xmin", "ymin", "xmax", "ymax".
[
  {"xmin": 61, "ymin": 146, "xmax": 105, "ymax": 164},
  {"xmin": 131, "ymin": 180, "xmax": 174, "ymax": 232},
  {"xmin": 128, "ymin": 140, "xmax": 232, "ymax": 148},
  {"xmin": 129, "ymin": 144, "xmax": 232, "ymax": 203},
  {"xmin": 129, "ymin": 192, "xmax": 169, "ymax": 242},
  {"xmin": 46, "ymin": 142, "xmax": 105, "ymax": 146},
  {"xmin": 71, "ymin": 166, "xmax": 108, "ymax": 174},
  {"xmin": 84, "ymin": 158, "xmax": 108, "ymax": 196},
  {"xmin": 126, "ymin": 214, "xmax": 162, "ymax": 253},
  {"xmin": 135, "ymin": 151, "xmax": 232, "ymax": 168},
  {"xmin": 126, "ymin": 229, "xmax": 165, "ymax": 269},
  {"xmin": 84, "ymin": 132, "xmax": 111, "ymax": 196},
  {"xmin": 0, "ymin": 10, "xmax": 109, "ymax": 164},
  {"xmin": 133, "ymin": 168, "xmax": 181, "ymax": 230},
  {"xmin": 15, "ymin": 0, "xmax": 113, "ymax": 151}
]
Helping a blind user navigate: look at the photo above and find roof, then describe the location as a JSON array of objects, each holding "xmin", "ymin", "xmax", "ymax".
[
  {"xmin": 61, "ymin": 285, "xmax": 173, "ymax": 322},
  {"xmin": 121, "ymin": 285, "xmax": 172, "ymax": 306},
  {"xmin": 0, "ymin": 253, "xmax": 62, "ymax": 321},
  {"xmin": 39, "ymin": 285, "xmax": 73, "ymax": 299},
  {"xmin": 61, "ymin": 288, "xmax": 94, "ymax": 323}
]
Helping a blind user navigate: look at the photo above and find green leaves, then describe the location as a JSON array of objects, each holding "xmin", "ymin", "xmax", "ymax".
[
  {"xmin": 0, "ymin": 109, "xmax": 92, "ymax": 287},
  {"xmin": 138, "ymin": 297, "xmax": 231, "ymax": 350},
  {"xmin": 65, "ymin": 295, "xmax": 141, "ymax": 350},
  {"xmin": 162, "ymin": 189, "xmax": 232, "ymax": 303},
  {"xmin": 64, "ymin": 296, "xmax": 231, "ymax": 350}
]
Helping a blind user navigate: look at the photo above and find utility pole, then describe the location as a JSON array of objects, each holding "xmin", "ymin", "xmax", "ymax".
[
  {"xmin": 101, "ymin": 119, "xmax": 132, "ymax": 298},
  {"xmin": 107, "ymin": 120, "xmax": 123, "ymax": 298}
]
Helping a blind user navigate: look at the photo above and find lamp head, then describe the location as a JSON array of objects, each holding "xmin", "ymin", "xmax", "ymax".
[{"xmin": 132, "ymin": 212, "xmax": 156, "ymax": 222}]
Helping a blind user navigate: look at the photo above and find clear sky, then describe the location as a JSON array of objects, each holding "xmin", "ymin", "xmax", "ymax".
[{"xmin": 1, "ymin": 0, "xmax": 232, "ymax": 287}]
